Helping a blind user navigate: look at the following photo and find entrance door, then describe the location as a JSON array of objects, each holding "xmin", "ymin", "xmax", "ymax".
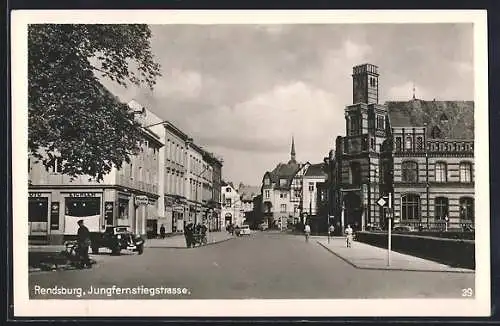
[
  {"xmin": 344, "ymin": 192, "xmax": 362, "ymax": 231},
  {"xmin": 29, "ymin": 197, "xmax": 49, "ymax": 235}
]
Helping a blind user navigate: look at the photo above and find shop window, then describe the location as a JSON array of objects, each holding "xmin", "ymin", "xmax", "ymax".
[
  {"xmin": 28, "ymin": 197, "xmax": 48, "ymax": 222},
  {"xmin": 401, "ymin": 194, "xmax": 420, "ymax": 220},
  {"xmin": 401, "ymin": 161, "xmax": 418, "ymax": 183},
  {"xmin": 434, "ymin": 197, "xmax": 449, "ymax": 219},
  {"xmin": 65, "ymin": 197, "xmax": 100, "ymax": 217},
  {"xmin": 119, "ymin": 198, "xmax": 129, "ymax": 219}
]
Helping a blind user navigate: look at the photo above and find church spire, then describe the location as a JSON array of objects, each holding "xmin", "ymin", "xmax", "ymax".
[{"xmin": 290, "ymin": 136, "xmax": 296, "ymax": 162}]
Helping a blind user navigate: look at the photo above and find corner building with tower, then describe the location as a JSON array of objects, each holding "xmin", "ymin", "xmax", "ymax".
[{"xmin": 334, "ymin": 63, "xmax": 474, "ymax": 232}]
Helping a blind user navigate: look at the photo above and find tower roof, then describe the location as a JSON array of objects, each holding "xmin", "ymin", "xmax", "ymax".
[{"xmin": 289, "ymin": 136, "xmax": 296, "ymax": 164}]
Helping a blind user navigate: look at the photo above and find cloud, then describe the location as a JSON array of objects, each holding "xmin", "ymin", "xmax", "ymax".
[{"xmin": 154, "ymin": 69, "xmax": 203, "ymax": 99}]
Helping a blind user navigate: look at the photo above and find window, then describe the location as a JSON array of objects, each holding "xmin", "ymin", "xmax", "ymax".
[
  {"xmin": 280, "ymin": 179, "xmax": 287, "ymax": 187},
  {"xmin": 459, "ymin": 162, "xmax": 472, "ymax": 183},
  {"xmin": 294, "ymin": 190, "xmax": 301, "ymax": 198},
  {"xmin": 280, "ymin": 204, "xmax": 287, "ymax": 213},
  {"xmin": 265, "ymin": 190, "xmax": 270, "ymax": 199},
  {"xmin": 264, "ymin": 178, "xmax": 270, "ymax": 186},
  {"xmin": 405, "ymin": 136, "xmax": 413, "ymax": 151},
  {"xmin": 349, "ymin": 116, "xmax": 359, "ymax": 136},
  {"xmin": 49, "ymin": 158, "xmax": 63, "ymax": 173},
  {"xmin": 395, "ymin": 137, "xmax": 402, "ymax": 151},
  {"xmin": 370, "ymin": 138, "xmax": 375, "ymax": 150},
  {"xmin": 459, "ymin": 197, "xmax": 474, "ymax": 221},
  {"xmin": 435, "ymin": 162, "xmax": 447, "ymax": 183},
  {"xmin": 344, "ymin": 138, "xmax": 350, "ymax": 153},
  {"xmin": 308, "ymin": 182, "xmax": 314, "ymax": 192},
  {"xmin": 439, "ymin": 113, "xmax": 449, "ymax": 123},
  {"xmin": 280, "ymin": 193, "xmax": 287, "ymax": 198},
  {"xmin": 416, "ymin": 136, "xmax": 423, "ymax": 151},
  {"xmin": 377, "ymin": 115, "xmax": 385, "ymax": 130},
  {"xmin": 401, "ymin": 194, "xmax": 420, "ymax": 220},
  {"xmin": 401, "ymin": 161, "xmax": 418, "ymax": 183},
  {"xmin": 65, "ymin": 197, "xmax": 101, "ymax": 217},
  {"xmin": 226, "ymin": 187, "xmax": 231, "ymax": 192},
  {"xmin": 349, "ymin": 162, "xmax": 362, "ymax": 185},
  {"xmin": 28, "ymin": 197, "xmax": 48, "ymax": 223},
  {"xmin": 434, "ymin": 197, "xmax": 449, "ymax": 219},
  {"xmin": 225, "ymin": 198, "xmax": 232, "ymax": 207}
]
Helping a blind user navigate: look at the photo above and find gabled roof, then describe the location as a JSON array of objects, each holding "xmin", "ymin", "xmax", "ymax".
[
  {"xmin": 304, "ymin": 163, "xmax": 327, "ymax": 178},
  {"xmin": 386, "ymin": 99, "xmax": 474, "ymax": 139}
]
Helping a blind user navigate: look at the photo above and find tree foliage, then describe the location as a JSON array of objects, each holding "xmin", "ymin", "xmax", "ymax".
[{"xmin": 28, "ymin": 24, "xmax": 161, "ymax": 181}]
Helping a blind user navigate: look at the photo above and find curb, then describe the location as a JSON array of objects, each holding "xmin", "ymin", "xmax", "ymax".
[
  {"xmin": 316, "ymin": 241, "xmax": 475, "ymax": 274},
  {"xmin": 145, "ymin": 236, "xmax": 235, "ymax": 249}
]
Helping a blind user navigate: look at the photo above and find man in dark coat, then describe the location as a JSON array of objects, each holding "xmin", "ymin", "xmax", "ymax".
[{"xmin": 77, "ymin": 219, "xmax": 92, "ymax": 268}]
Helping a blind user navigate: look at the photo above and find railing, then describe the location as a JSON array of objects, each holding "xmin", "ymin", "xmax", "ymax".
[{"xmin": 396, "ymin": 219, "xmax": 474, "ymax": 232}]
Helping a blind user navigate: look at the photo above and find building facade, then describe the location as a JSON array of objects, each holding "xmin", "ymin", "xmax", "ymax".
[
  {"xmin": 333, "ymin": 63, "xmax": 474, "ymax": 232},
  {"xmin": 302, "ymin": 163, "xmax": 327, "ymax": 232},
  {"xmin": 261, "ymin": 138, "xmax": 304, "ymax": 230},
  {"xmin": 163, "ymin": 121, "xmax": 189, "ymax": 234},
  {"xmin": 28, "ymin": 102, "xmax": 164, "ymax": 244},
  {"xmin": 203, "ymin": 151, "xmax": 223, "ymax": 231},
  {"xmin": 221, "ymin": 182, "xmax": 244, "ymax": 228}
]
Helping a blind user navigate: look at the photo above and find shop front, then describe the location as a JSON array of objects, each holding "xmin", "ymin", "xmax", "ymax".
[
  {"xmin": 63, "ymin": 192, "xmax": 102, "ymax": 235},
  {"xmin": 28, "ymin": 192, "xmax": 51, "ymax": 239}
]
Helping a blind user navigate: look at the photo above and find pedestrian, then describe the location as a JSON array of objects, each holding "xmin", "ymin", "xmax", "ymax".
[
  {"xmin": 304, "ymin": 223, "xmax": 311, "ymax": 242},
  {"xmin": 345, "ymin": 224, "xmax": 353, "ymax": 248},
  {"xmin": 328, "ymin": 224, "xmax": 335, "ymax": 242},
  {"xmin": 76, "ymin": 219, "xmax": 92, "ymax": 268},
  {"xmin": 184, "ymin": 223, "xmax": 194, "ymax": 248},
  {"xmin": 160, "ymin": 224, "xmax": 166, "ymax": 239}
]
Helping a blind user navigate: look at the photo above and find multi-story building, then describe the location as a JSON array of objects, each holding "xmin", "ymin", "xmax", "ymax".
[
  {"xmin": 202, "ymin": 151, "xmax": 223, "ymax": 231},
  {"xmin": 28, "ymin": 101, "xmax": 164, "ymax": 244},
  {"xmin": 163, "ymin": 121, "xmax": 189, "ymax": 233},
  {"xmin": 185, "ymin": 140, "xmax": 206, "ymax": 227},
  {"xmin": 261, "ymin": 138, "xmax": 304, "ymax": 229},
  {"xmin": 333, "ymin": 63, "xmax": 474, "ymax": 232},
  {"xmin": 221, "ymin": 182, "xmax": 244, "ymax": 227}
]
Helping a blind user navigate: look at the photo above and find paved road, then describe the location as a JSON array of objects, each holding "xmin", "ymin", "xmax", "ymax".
[{"xmin": 29, "ymin": 232, "xmax": 474, "ymax": 299}]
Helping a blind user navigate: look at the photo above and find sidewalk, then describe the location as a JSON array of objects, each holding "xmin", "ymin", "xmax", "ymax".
[
  {"xmin": 317, "ymin": 238, "xmax": 474, "ymax": 273},
  {"xmin": 145, "ymin": 231, "xmax": 234, "ymax": 248}
]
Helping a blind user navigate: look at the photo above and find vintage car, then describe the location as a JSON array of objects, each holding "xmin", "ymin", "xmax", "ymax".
[
  {"xmin": 239, "ymin": 224, "xmax": 251, "ymax": 236},
  {"xmin": 90, "ymin": 226, "xmax": 144, "ymax": 255}
]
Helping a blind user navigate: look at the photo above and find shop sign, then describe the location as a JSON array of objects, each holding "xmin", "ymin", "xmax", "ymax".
[
  {"xmin": 68, "ymin": 192, "xmax": 97, "ymax": 198},
  {"xmin": 135, "ymin": 195, "xmax": 149, "ymax": 206},
  {"xmin": 50, "ymin": 202, "xmax": 60, "ymax": 230}
]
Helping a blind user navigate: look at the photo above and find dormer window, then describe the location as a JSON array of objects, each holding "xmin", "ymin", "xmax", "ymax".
[
  {"xmin": 431, "ymin": 126, "xmax": 442, "ymax": 139},
  {"xmin": 279, "ymin": 179, "xmax": 287, "ymax": 187},
  {"xmin": 264, "ymin": 178, "xmax": 270, "ymax": 186}
]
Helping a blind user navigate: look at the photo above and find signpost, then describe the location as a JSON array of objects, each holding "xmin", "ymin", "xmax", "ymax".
[{"xmin": 377, "ymin": 193, "xmax": 392, "ymax": 266}]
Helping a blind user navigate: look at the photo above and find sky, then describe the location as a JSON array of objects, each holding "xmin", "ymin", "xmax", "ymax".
[{"xmin": 99, "ymin": 23, "xmax": 474, "ymax": 186}]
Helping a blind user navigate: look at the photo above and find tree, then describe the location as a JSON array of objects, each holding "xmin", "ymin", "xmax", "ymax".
[{"xmin": 28, "ymin": 24, "xmax": 161, "ymax": 181}]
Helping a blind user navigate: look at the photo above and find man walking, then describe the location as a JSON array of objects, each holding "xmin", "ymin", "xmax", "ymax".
[
  {"xmin": 328, "ymin": 224, "xmax": 335, "ymax": 243},
  {"xmin": 160, "ymin": 224, "xmax": 166, "ymax": 239},
  {"xmin": 77, "ymin": 219, "xmax": 92, "ymax": 268},
  {"xmin": 304, "ymin": 223, "xmax": 311, "ymax": 242}
]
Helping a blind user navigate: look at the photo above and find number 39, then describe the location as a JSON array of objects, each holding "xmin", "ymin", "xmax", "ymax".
[{"xmin": 462, "ymin": 288, "xmax": 473, "ymax": 297}]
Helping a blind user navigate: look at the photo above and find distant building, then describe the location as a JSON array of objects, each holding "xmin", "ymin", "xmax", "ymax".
[
  {"xmin": 333, "ymin": 63, "xmax": 474, "ymax": 232},
  {"xmin": 261, "ymin": 138, "xmax": 306, "ymax": 229},
  {"xmin": 221, "ymin": 182, "xmax": 244, "ymax": 227},
  {"xmin": 238, "ymin": 183, "xmax": 261, "ymax": 226}
]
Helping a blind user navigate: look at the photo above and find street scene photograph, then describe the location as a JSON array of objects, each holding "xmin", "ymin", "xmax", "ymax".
[{"xmin": 12, "ymin": 10, "xmax": 490, "ymax": 317}]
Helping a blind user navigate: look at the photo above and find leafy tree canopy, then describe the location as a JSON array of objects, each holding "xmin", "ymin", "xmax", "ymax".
[{"xmin": 28, "ymin": 24, "xmax": 161, "ymax": 181}]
